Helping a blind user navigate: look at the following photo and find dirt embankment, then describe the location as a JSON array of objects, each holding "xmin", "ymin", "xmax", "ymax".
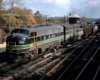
[{"xmin": 0, "ymin": 44, "xmax": 6, "ymax": 48}]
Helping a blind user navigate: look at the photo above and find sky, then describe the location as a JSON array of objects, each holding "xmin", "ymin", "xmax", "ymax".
[{"xmin": 3, "ymin": 0, "xmax": 100, "ymax": 18}]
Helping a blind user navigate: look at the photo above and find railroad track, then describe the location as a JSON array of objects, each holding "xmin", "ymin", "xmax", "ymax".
[
  {"xmin": 75, "ymin": 44, "xmax": 100, "ymax": 80},
  {"xmin": 0, "ymin": 50, "xmax": 70, "ymax": 80},
  {"xmin": 0, "ymin": 62, "xmax": 8, "ymax": 70},
  {"xmin": 39, "ymin": 34, "xmax": 100, "ymax": 80}
]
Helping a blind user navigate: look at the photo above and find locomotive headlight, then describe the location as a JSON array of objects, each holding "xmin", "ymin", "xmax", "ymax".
[
  {"xmin": 22, "ymin": 38, "xmax": 26, "ymax": 40},
  {"xmin": 18, "ymin": 40, "xmax": 25, "ymax": 44}
]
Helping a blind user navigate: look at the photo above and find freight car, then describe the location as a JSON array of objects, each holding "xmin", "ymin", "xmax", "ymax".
[{"xmin": 83, "ymin": 24, "xmax": 98, "ymax": 37}]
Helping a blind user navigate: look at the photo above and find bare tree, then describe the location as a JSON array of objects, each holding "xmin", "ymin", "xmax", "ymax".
[
  {"xmin": 0, "ymin": 0, "xmax": 3, "ymax": 10},
  {"xmin": 3, "ymin": 0, "xmax": 23, "ymax": 33},
  {"xmin": 3, "ymin": 0, "xmax": 23, "ymax": 9}
]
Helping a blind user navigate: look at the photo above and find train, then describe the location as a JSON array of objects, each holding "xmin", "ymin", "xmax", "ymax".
[{"xmin": 6, "ymin": 23, "xmax": 99, "ymax": 62}]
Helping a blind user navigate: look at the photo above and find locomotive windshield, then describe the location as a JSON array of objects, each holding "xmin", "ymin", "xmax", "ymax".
[{"xmin": 11, "ymin": 29, "xmax": 29, "ymax": 35}]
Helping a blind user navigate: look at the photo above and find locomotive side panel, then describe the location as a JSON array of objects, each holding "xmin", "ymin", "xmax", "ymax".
[
  {"xmin": 34, "ymin": 25, "xmax": 64, "ymax": 53},
  {"xmin": 73, "ymin": 24, "xmax": 84, "ymax": 40},
  {"xmin": 61, "ymin": 24, "xmax": 74, "ymax": 44}
]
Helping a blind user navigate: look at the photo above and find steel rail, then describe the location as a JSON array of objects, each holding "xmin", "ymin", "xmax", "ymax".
[
  {"xmin": 93, "ymin": 65, "xmax": 100, "ymax": 80},
  {"xmin": 2, "ymin": 57, "xmax": 53, "ymax": 80},
  {"xmin": 57, "ymin": 39, "xmax": 92, "ymax": 80},
  {"xmin": 0, "ymin": 62, "xmax": 7, "ymax": 67},
  {"xmin": 75, "ymin": 46, "xmax": 100, "ymax": 80}
]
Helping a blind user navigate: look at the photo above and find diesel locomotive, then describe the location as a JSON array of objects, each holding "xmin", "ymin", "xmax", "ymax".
[{"xmin": 6, "ymin": 23, "xmax": 86, "ymax": 62}]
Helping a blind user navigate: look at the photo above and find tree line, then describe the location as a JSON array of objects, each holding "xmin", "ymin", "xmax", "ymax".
[
  {"xmin": 47, "ymin": 16, "xmax": 93, "ymax": 25},
  {"xmin": 0, "ymin": 0, "xmax": 37, "ymax": 28}
]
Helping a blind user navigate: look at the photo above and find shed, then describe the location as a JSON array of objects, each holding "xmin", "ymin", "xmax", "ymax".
[{"xmin": 69, "ymin": 14, "xmax": 81, "ymax": 24}]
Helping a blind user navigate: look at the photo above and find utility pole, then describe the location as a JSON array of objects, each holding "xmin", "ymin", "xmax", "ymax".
[
  {"xmin": 67, "ymin": 13, "xmax": 69, "ymax": 24},
  {"xmin": 64, "ymin": 16, "xmax": 65, "ymax": 24},
  {"xmin": 46, "ymin": 15, "xmax": 48, "ymax": 26},
  {"xmin": 69, "ymin": 13, "xmax": 71, "ymax": 16}
]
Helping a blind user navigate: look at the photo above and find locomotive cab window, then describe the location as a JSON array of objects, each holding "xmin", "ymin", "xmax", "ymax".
[
  {"xmin": 11, "ymin": 29, "xmax": 19, "ymax": 34},
  {"xmin": 11, "ymin": 29, "xmax": 29, "ymax": 35}
]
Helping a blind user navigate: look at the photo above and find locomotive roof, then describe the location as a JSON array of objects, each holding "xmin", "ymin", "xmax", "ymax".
[
  {"xmin": 16, "ymin": 25, "xmax": 63, "ymax": 36},
  {"xmin": 17, "ymin": 25, "xmax": 62, "ymax": 31},
  {"xmin": 29, "ymin": 25, "xmax": 63, "ymax": 32},
  {"xmin": 12, "ymin": 24, "xmax": 83, "ymax": 36}
]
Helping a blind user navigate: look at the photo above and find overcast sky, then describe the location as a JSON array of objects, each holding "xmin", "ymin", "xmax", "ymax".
[{"xmin": 4, "ymin": 0, "xmax": 100, "ymax": 18}]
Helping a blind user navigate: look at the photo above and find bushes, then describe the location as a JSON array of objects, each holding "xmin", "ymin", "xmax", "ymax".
[{"xmin": 0, "ymin": 28, "xmax": 5, "ymax": 43}]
